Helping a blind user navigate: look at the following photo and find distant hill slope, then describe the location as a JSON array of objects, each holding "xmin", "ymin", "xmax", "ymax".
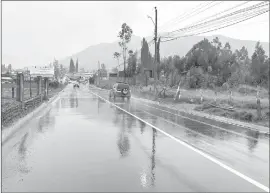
[{"xmin": 59, "ymin": 34, "xmax": 269, "ymax": 71}]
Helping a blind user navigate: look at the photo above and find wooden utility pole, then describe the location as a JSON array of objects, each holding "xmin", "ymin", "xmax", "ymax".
[{"xmin": 154, "ymin": 7, "xmax": 158, "ymax": 99}]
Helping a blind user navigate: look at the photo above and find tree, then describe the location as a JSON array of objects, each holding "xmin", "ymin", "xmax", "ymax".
[
  {"xmin": 173, "ymin": 55, "xmax": 185, "ymax": 74},
  {"xmin": 240, "ymin": 46, "xmax": 249, "ymax": 61},
  {"xmin": 250, "ymin": 42, "xmax": 269, "ymax": 86},
  {"xmin": 53, "ymin": 59, "xmax": 60, "ymax": 81},
  {"xmin": 2, "ymin": 64, "xmax": 7, "ymax": 72},
  {"xmin": 141, "ymin": 38, "xmax": 151, "ymax": 70},
  {"xmin": 7, "ymin": 64, "xmax": 12, "ymax": 72},
  {"xmin": 118, "ymin": 23, "xmax": 133, "ymax": 79},
  {"xmin": 101, "ymin": 63, "xmax": 106, "ymax": 71},
  {"xmin": 127, "ymin": 50, "xmax": 137, "ymax": 77},
  {"xmin": 212, "ymin": 37, "xmax": 222, "ymax": 50},
  {"xmin": 113, "ymin": 52, "xmax": 121, "ymax": 67},
  {"xmin": 224, "ymin": 42, "xmax": 231, "ymax": 50},
  {"xmin": 76, "ymin": 59, "xmax": 79, "ymax": 73},
  {"xmin": 69, "ymin": 58, "xmax": 75, "ymax": 73},
  {"xmin": 60, "ymin": 64, "xmax": 64, "ymax": 78}
]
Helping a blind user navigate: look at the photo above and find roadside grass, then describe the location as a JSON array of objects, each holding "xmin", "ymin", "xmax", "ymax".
[{"xmin": 96, "ymin": 79, "xmax": 269, "ymax": 128}]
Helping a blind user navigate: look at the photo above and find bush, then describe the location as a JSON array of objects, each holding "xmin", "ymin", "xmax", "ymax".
[
  {"xmin": 49, "ymin": 81, "xmax": 60, "ymax": 89},
  {"xmin": 239, "ymin": 111, "xmax": 253, "ymax": 122}
]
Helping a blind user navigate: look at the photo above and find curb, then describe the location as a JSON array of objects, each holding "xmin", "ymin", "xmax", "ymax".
[
  {"xmin": 90, "ymin": 85, "xmax": 269, "ymax": 135},
  {"xmin": 2, "ymin": 91, "xmax": 63, "ymax": 144}
]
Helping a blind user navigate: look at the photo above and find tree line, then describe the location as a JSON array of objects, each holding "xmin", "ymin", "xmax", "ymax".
[
  {"xmin": 157, "ymin": 37, "xmax": 269, "ymax": 90},
  {"xmin": 113, "ymin": 24, "xmax": 269, "ymax": 91}
]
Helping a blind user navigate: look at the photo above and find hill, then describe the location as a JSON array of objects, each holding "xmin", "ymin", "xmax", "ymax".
[{"xmin": 59, "ymin": 34, "xmax": 269, "ymax": 71}]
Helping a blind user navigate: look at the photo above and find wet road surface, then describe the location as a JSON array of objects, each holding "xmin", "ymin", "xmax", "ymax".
[{"xmin": 1, "ymin": 84, "xmax": 269, "ymax": 192}]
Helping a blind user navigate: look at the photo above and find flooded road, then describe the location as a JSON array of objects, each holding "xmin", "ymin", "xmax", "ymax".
[{"xmin": 2, "ymin": 84, "xmax": 269, "ymax": 192}]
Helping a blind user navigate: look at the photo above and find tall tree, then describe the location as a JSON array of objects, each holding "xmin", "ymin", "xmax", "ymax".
[
  {"xmin": 251, "ymin": 41, "xmax": 269, "ymax": 86},
  {"xmin": 118, "ymin": 23, "xmax": 133, "ymax": 79},
  {"xmin": 240, "ymin": 46, "xmax": 249, "ymax": 60},
  {"xmin": 53, "ymin": 59, "xmax": 60, "ymax": 80},
  {"xmin": 76, "ymin": 59, "xmax": 79, "ymax": 73},
  {"xmin": 69, "ymin": 58, "xmax": 75, "ymax": 73},
  {"xmin": 7, "ymin": 64, "xmax": 12, "ymax": 72},
  {"xmin": 141, "ymin": 38, "xmax": 150, "ymax": 69},
  {"xmin": 127, "ymin": 50, "xmax": 137, "ymax": 77}
]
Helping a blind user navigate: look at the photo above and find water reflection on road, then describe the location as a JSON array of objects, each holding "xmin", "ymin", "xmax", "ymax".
[
  {"xmin": 1, "ymin": 86, "xmax": 268, "ymax": 192},
  {"xmin": 94, "ymin": 88, "xmax": 269, "ymax": 187}
]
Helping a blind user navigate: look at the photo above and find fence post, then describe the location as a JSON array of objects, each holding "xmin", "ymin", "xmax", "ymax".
[
  {"xmin": 200, "ymin": 89, "xmax": 203, "ymax": 104},
  {"xmin": 37, "ymin": 76, "xmax": 42, "ymax": 95},
  {"xmin": 16, "ymin": 73, "xmax": 24, "ymax": 104},
  {"xmin": 174, "ymin": 81, "xmax": 181, "ymax": 102},
  {"xmin": 256, "ymin": 86, "xmax": 262, "ymax": 120},
  {"xmin": 12, "ymin": 87, "xmax": 15, "ymax": 98},
  {"xmin": 30, "ymin": 75, "xmax": 32, "ymax": 97},
  {"xmin": 229, "ymin": 89, "xmax": 233, "ymax": 105},
  {"xmin": 44, "ymin": 77, "xmax": 49, "ymax": 100}
]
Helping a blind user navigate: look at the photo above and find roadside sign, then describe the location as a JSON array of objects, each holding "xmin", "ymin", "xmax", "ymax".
[{"xmin": 29, "ymin": 66, "xmax": 54, "ymax": 78}]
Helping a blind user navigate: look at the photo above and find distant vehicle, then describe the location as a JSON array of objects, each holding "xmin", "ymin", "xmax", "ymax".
[
  {"xmin": 109, "ymin": 82, "xmax": 131, "ymax": 100},
  {"xmin": 89, "ymin": 77, "xmax": 95, "ymax": 84},
  {"xmin": 73, "ymin": 83, "xmax": 80, "ymax": 88}
]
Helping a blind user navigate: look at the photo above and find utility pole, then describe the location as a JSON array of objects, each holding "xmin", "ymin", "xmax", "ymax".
[{"xmin": 154, "ymin": 7, "xmax": 158, "ymax": 99}]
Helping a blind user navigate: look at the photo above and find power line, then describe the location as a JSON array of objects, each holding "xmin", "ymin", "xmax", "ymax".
[
  {"xmin": 160, "ymin": 9, "xmax": 269, "ymax": 42},
  {"xmin": 172, "ymin": 1, "xmax": 225, "ymax": 26},
  {"xmin": 159, "ymin": 1, "xmax": 225, "ymax": 33},
  {"xmin": 182, "ymin": 1, "xmax": 251, "ymax": 28},
  {"xmin": 159, "ymin": 2, "xmax": 214, "ymax": 31},
  {"xmin": 164, "ymin": 5, "xmax": 269, "ymax": 37},
  {"xmin": 165, "ymin": 1, "xmax": 268, "ymax": 35}
]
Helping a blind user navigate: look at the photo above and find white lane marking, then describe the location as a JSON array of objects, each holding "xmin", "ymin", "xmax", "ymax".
[
  {"xmin": 132, "ymin": 101, "xmax": 260, "ymax": 141},
  {"xmin": 89, "ymin": 89, "xmax": 269, "ymax": 192}
]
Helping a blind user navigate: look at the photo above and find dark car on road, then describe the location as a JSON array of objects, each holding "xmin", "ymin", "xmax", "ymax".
[
  {"xmin": 109, "ymin": 82, "xmax": 131, "ymax": 100},
  {"xmin": 73, "ymin": 82, "xmax": 80, "ymax": 88}
]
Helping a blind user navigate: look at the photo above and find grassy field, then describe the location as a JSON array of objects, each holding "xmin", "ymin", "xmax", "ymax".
[{"xmin": 97, "ymin": 78, "xmax": 269, "ymax": 128}]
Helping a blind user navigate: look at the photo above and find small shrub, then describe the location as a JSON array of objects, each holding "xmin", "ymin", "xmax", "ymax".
[{"xmin": 239, "ymin": 111, "xmax": 253, "ymax": 122}]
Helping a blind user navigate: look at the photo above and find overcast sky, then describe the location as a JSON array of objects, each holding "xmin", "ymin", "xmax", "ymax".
[{"xmin": 2, "ymin": 1, "xmax": 269, "ymax": 69}]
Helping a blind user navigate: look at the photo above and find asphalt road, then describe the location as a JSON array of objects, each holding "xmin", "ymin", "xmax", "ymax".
[{"xmin": 1, "ymin": 84, "xmax": 269, "ymax": 192}]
